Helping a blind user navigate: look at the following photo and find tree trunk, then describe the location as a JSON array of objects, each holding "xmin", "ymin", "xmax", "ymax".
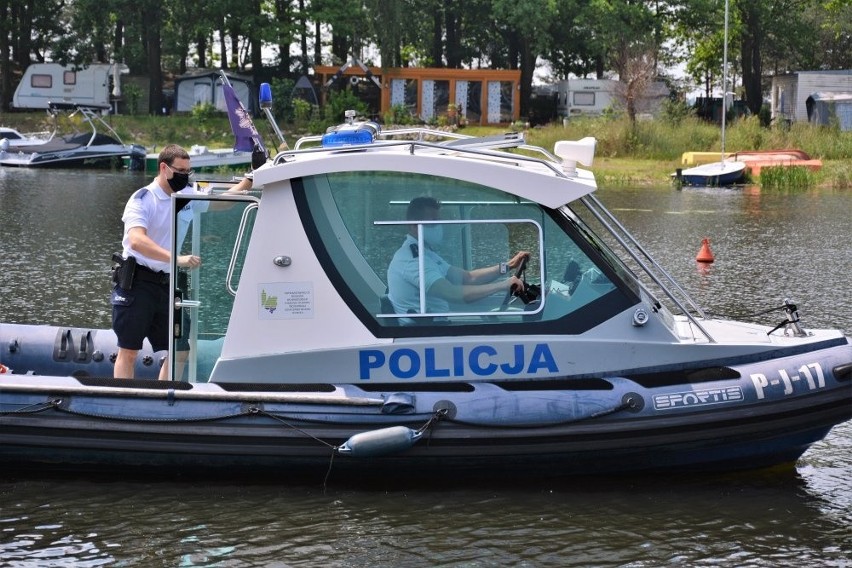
[
  {"xmin": 331, "ymin": 34, "xmax": 349, "ymax": 65},
  {"xmin": 142, "ymin": 3, "xmax": 162, "ymax": 115},
  {"xmin": 220, "ymin": 18, "xmax": 228, "ymax": 69},
  {"xmin": 0, "ymin": 0, "xmax": 11, "ymax": 111},
  {"xmin": 739, "ymin": 5, "xmax": 763, "ymax": 116},
  {"xmin": 14, "ymin": 1, "xmax": 33, "ymax": 67},
  {"xmin": 299, "ymin": 0, "xmax": 308, "ymax": 69},
  {"xmin": 518, "ymin": 37, "xmax": 535, "ymax": 118},
  {"xmin": 196, "ymin": 34, "xmax": 207, "ymax": 68},
  {"xmin": 431, "ymin": 10, "xmax": 443, "ymax": 66},
  {"xmin": 230, "ymin": 31, "xmax": 239, "ymax": 69},
  {"xmin": 314, "ymin": 21, "xmax": 321, "ymax": 66},
  {"xmin": 444, "ymin": 0, "xmax": 460, "ymax": 68}
]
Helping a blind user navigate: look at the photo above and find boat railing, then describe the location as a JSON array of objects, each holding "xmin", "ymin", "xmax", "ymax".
[
  {"xmin": 48, "ymin": 102, "xmax": 129, "ymax": 148},
  {"xmin": 283, "ymin": 129, "xmax": 570, "ymax": 178},
  {"xmin": 578, "ymin": 193, "xmax": 715, "ymax": 343}
]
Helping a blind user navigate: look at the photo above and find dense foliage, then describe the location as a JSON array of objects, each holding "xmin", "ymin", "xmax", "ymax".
[{"xmin": 1, "ymin": 0, "xmax": 850, "ymax": 116}]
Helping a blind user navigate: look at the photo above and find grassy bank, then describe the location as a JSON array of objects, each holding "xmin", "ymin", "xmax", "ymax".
[{"xmin": 2, "ymin": 110, "xmax": 849, "ymax": 188}]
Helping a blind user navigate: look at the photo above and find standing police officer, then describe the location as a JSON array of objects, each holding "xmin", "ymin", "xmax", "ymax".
[{"xmin": 111, "ymin": 144, "xmax": 256, "ymax": 379}]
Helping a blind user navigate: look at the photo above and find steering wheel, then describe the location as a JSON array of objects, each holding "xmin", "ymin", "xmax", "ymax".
[{"xmin": 500, "ymin": 255, "xmax": 529, "ymax": 309}]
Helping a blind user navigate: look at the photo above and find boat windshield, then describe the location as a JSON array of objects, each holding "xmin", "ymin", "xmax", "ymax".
[{"xmin": 295, "ymin": 171, "xmax": 639, "ymax": 336}]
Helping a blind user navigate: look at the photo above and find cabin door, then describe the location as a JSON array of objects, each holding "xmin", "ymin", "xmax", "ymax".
[{"xmin": 169, "ymin": 192, "xmax": 258, "ymax": 382}]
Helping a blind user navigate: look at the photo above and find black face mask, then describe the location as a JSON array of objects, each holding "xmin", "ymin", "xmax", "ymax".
[{"xmin": 167, "ymin": 172, "xmax": 190, "ymax": 192}]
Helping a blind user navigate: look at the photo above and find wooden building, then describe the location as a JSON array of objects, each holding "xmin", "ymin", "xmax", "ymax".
[{"xmin": 314, "ymin": 65, "xmax": 521, "ymax": 125}]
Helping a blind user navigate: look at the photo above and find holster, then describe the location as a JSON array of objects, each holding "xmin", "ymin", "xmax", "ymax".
[{"xmin": 111, "ymin": 253, "xmax": 137, "ymax": 290}]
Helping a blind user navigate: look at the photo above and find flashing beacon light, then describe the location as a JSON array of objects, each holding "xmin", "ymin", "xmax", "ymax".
[{"xmin": 259, "ymin": 83, "xmax": 273, "ymax": 109}]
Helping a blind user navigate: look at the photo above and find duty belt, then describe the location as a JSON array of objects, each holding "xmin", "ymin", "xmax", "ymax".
[{"xmin": 135, "ymin": 264, "xmax": 169, "ymax": 285}]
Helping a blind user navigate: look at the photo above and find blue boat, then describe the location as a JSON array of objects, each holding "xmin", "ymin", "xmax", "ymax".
[{"xmin": 1, "ymin": 119, "xmax": 849, "ymax": 482}]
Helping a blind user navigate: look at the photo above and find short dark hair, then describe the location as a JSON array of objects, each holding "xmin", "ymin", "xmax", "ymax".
[
  {"xmin": 158, "ymin": 144, "xmax": 190, "ymax": 166},
  {"xmin": 406, "ymin": 196, "xmax": 441, "ymax": 220}
]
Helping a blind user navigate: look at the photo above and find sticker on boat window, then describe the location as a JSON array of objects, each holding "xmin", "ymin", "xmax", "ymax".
[{"xmin": 257, "ymin": 282, "xmax": 314, "ymax": 319}]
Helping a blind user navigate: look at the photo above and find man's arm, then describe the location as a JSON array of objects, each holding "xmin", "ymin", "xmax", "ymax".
[
  {"xmin": 430, "ymin": 275, "xmax": 522, "ymax": 303},
  {"xmin": 127, "ymin": 227, "xmax": 199, "ymax": 268}
]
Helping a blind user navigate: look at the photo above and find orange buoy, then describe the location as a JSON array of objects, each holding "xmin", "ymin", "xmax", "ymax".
[{"xmin": 696, "ymin": 238, "xmax": 715, "ymax": 263}]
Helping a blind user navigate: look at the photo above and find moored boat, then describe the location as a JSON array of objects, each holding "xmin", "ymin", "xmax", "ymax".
[
  {"xmin": 130, "ymin": 144, "xmax": 254, "ymax": 173},
  {"xmin": 733, "ymin": 150, "xmax": 823, "ymax": 177},
  {"xmin": 0, "ymin": 103, "xmax": 145, "ymax": 170},
  {"xmin": 1, "ymin": 119, "xmax": 850, "ymax": 482}
]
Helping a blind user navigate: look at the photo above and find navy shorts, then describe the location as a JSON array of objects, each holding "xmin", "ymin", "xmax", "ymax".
[{"xmin": 111, "ymin": 281, "xmax": 170, "ymax": 352}]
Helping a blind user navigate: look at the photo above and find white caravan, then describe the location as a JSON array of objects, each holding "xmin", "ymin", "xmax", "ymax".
[
  {"xmin": 13, "ymin": 63, "xmax": 127, "ymax": 110},
  {"xmin": 556, "ymin": 79, "xmax": 669, "ymax": 118}
]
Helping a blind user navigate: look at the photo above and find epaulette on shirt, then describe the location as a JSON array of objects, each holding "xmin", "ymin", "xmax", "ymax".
[{"xmin": 131, "ymin": 187, "xmax": 152, "ymax": 200}]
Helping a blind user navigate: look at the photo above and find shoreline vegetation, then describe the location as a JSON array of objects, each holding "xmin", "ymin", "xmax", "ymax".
[{"xmin": 1, "ymin": 110, "xmax": 849, "ymax": 189}]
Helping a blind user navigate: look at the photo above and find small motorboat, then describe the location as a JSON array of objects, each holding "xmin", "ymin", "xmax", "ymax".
[
  {"xmin": 0, "ymin": 103, "xmax": 145, "ymax": 169},
  {"xmin": 1, "ymin": 117, "xmax": 849, "ymax": 482}
]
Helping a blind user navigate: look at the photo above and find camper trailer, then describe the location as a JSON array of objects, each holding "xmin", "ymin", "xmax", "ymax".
[
  {"xmin": 556, "ymin": 79, "xmax": 669, "ymax": 119},
  {"xmin": 13, "ymin": 63, "xmax": 126, "ymax": 110},
  {"xmin": 557, "ymin": 79, "xmax": 616, "ymax": 117}
]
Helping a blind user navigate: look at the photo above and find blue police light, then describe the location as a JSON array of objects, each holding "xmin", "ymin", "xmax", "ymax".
[
  {"xmin": 258, "ymin": 83, "xmax": 273, "ymax": 108},
  {"xmin": 321, "ymin": 128, "xmax": 375, "ymax": 148}
]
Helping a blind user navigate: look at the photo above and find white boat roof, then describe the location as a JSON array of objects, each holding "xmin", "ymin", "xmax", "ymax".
[{"xmin": 254, "ymin": 134, "xmax": 598, "ymax": 210}]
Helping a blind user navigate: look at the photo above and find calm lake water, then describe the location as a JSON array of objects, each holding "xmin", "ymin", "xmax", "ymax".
[{"xmin": 1, "ymin": 168, "xmax": 850, "ymax": 567}]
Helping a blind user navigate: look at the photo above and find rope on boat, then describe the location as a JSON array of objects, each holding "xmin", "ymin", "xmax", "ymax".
[
  {"xmin": 0, "ymin": 400, "xmax": 58, "ymax": 415},
  {"xmin": 703, "ymin": 301, "xmax": 795, "ymax": 322}
]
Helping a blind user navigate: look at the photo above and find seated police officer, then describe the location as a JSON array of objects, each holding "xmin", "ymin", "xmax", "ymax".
[{"xmin": 386, "ymin": 196, "xmax": 528, "ymax": 324}]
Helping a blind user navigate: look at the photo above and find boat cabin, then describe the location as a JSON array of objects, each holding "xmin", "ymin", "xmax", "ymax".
[{"xmin": 169, "ymin": 133, "xmax": 657, "ymax": 384}]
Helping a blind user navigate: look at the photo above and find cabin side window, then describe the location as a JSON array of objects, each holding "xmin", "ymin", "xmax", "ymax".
[
  {"xmin": 297, "ymin": 172, "xmax": 634, "ymax": 336},
  {"xmin": 63, "ymin": 71, "xmax": 76, "ymax": 86}
]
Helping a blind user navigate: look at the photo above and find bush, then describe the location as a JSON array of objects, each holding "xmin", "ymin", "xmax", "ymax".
[
  {"xmin": 659, "ymin": 99, "xmax": 694, "ymax": 126},
  {"xmin": 323, "ymin": 89, "xmax": 368, "ymax": 124},
  {"xmin": 190, "ymin": 102, "xmax": 218, "ymax": 122},
  {"xmin": 383, "ymin": 104, "xmax": 416, "ymax": 125},
  {"xmin": 269, "ymin": 77, "xmax": 296, "ymax": 123}
]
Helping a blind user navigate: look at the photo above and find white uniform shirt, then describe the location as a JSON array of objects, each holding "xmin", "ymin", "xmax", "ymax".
[
  {"xmin": 387, "ymin": 234, "xmax": 452, "ymax": 317},
  {"xmin": 120, "ymin": 180, "xmax": 208, "ymax": 273}
]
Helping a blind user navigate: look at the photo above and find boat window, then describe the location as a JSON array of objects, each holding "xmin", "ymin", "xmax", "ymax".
[
  {"xmin": 169, "ymin": 193, "xmax": 258, "ymax": 382},
  {"xmin": 296, "ymin": 172, "xmax": 638, "ymax": 337}
]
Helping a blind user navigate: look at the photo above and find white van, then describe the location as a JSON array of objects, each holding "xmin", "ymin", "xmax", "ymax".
[{"xmin": 13, "ymin": 63, "xmax": 127, "ymax": 110}]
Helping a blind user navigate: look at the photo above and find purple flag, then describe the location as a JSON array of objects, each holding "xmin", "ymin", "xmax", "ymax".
[{"xmin": 221, "ymin": 81, "xmax": 265, "ymax": 153}]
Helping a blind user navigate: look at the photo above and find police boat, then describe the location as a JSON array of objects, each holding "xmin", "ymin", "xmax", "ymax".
[{"xmin": 1, "ymin": 118, "xmax": 850, "ymax": 481}]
